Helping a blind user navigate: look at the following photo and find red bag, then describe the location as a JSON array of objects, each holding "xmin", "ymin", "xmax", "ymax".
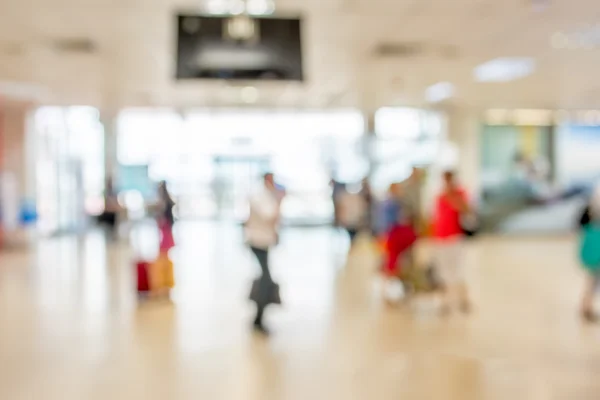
[
  {"xmin": 136, "ymin": 261, "xmax": 150, "ymax": 292},
  {"xmin": 383, "ymin": 225, "xmax": 417, "ymax": 277}
]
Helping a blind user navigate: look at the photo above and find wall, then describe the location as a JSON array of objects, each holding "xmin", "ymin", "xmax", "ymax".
[{"xmin": 0, "ymin": 99, "xmax": 34, "ymax": 243}]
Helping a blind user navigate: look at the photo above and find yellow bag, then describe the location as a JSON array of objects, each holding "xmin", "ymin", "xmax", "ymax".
[{"xmin": 150, "ymin": 252, "xmax": 175, "ymax": 290}]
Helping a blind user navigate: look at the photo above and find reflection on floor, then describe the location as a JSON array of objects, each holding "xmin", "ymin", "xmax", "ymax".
[{"xmin": 0, "ymin": 222, "xmax": 599, "ymax": 399}]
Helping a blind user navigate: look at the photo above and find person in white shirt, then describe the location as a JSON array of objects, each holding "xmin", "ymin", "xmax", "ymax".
[
  {"xmin": 245, "ymin": 173, "xmax": 282, "ymax": 334},
  {"xmin": 337, "ymin": 185, "xmax": 366, "ymax": 246}
]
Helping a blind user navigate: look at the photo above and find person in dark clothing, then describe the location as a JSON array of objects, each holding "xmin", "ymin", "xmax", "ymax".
[
  {"xmin": 338, "ymin": 185, "xmax": 366, "ymax": 248},
  {"xmin": 158, "ymin": 181, "xmax": 175, "ymax": 227},
  {"xmin": 360, "ymin": 178, "xmax": 375, "ymax": 236},
  {"xmin": 245, "ymin": 173, "xmax": 282, "ymax": 335},
  {"xmin": 249, "ymin": 246, "xmax": 273, "ymax": 330},
  {"xmin": 330, "ymin": 179, "xmax": 344, "ymax": 228},
  {"xmin": 98, "ymin": 177, "xmax": 120, "ymax": 238}
]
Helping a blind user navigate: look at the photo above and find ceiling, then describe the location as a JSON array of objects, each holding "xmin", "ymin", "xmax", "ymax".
[{"xmin": 1, "ymin": 0, "xmax": 600, "ymax": 110}]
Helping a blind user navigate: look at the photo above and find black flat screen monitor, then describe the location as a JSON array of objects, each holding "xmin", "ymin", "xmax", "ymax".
[{"xmin": 175, "ymin": 14, "xmax": 304, "ymax": 81}]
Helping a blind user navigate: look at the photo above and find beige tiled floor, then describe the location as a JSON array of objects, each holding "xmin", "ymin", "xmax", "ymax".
[{"xmin": 0, "ymin": 222, "xmax": 599, "ymax": 399}]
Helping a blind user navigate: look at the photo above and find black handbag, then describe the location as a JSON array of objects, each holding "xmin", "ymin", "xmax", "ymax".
[{"xmin": 249, "ymin": 277, "xmax": 281, "ymax": 306}]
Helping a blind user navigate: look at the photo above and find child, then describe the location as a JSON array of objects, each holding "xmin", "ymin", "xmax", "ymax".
[{"xmin": 377, "ymin": 184, "xmax": 417, "ymax": 301}]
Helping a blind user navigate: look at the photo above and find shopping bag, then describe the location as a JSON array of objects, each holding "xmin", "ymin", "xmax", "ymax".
[
  {"xmin": 580, "ymin": 225, "xmax": 600, "ymax": 272},
  {"xmin": 150, "ymin": 253, "xmax": 175, "ymax": 290},
  {"xmin": 136, "ymin": 260, "xmax": 151, "ymax": 292}
]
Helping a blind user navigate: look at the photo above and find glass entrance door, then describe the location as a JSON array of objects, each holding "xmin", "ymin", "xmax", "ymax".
[
  {"xmin": 213, "ymin": 155, "xmax": 270, "ymax": 220},
  {"xmin": 34, "ymin": 107, "xmax": 103, "ymax": 234}
]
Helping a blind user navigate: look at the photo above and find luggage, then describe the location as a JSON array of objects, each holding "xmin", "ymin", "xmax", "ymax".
[
  {"xmin": 383, "ymin": 225, "xmax": 417, "ymax": 276},
  {"xmin": 150, "ymin": 253, "xmax": 175, "ymax": 290},
  {"xmin": 133, "ymin": 217, "xmax": 176, "ymax": 296},
  {"xmin": 136, "ymin": 261, "xmax": 151, "ymax": 292}
]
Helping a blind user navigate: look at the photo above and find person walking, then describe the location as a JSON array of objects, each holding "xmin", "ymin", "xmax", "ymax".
[
  {"xmin": 434, "ymin": 171, "xmax": 472, "ymax": 314},
  {"xmin": 401, "ymin": 167, "xmax": 424, "ymax": 233},
  {"xmin": 578, "ymin": 184, "xmax": 600, "ymax": 322},
  {"xmin": 337, "ymin": 184, "xmax": 367, "ymax": 248},
  {"xmin": 156, "ymin": 180, "xmax": 176, "ymax": 252},
  {"xmin": 400, "ymin": 167, "xmax": 425, "ymax": 271},
  {"xmin": 360, "ymin": 178, "xmax": 375, "ymax": 236},
  {"xmin": 330, "ymin": 178, "xmax": 344, "ymax": 228},
  {"xmin": 98, "ymin": 177, "xmax": 120, "ymax": 238},
  {"xmin": 375, "ymin": 183, "xmax": 415, "ymax": 303},
  {"xmin": 245, "ymin": 173, "xmax": 282, "ymax": 335},
  {"xmin": 157, "ymin": 180, "xmax": 175, "ymax": 228}
]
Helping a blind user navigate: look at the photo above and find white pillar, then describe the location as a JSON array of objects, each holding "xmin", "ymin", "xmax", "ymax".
[
  {"xmin": 363, "ymin": 108, "xmax": 377, "ymax": 179},
  {"xmin": 100, "ymin": 110, "xmax": 119, "ymax": 181}
]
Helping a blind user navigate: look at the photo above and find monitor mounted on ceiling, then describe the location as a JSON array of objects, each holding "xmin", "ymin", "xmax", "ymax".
[{"xmin": 175, "ymin": 14, "xmax": 304, "ymax": 81}]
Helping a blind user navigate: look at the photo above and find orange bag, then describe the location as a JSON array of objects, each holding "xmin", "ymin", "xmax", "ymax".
[{"xmin": 150, "ymin": 252, "xmax": 175, "ymax": 290}]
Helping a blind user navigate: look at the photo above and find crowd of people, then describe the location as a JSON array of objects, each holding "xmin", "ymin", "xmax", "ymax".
[
  {"xmin": 99, "ymin": 167, "xmax": 600, "ymax": 335},
  {"xmin": 241, "ymin": 167, "xmax": 477, "ymax": 335},
  {"xmin": 333, "ymin": 168, "xmax": 474, "ymax": 311}
]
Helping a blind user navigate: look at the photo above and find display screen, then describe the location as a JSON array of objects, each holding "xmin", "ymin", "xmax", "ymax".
[{"xmin": 175, "ymin": 14, "xmax": 304, "ymax": 81}]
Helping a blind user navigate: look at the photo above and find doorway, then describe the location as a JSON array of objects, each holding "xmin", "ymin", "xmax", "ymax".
[{"xmin": 212, "ymin": 155, "xmax": 271, "ymax": 220}]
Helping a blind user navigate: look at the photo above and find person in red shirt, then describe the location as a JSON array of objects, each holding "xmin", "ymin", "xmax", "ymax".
[{"xmin": 434, "ymin": 171, "xmax": 472, "ymax": 314}]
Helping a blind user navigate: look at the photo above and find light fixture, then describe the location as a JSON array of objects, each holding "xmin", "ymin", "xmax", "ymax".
[
  {"xmin": 425, "ymin": 82, "xmax": 455, "ymax": 103},
  {"xmin": 474, "ymin": 58, "xmax": 535, "ymax": 82},
  {"xmin": 226, "ymin": 14, "xmax": 257, "ymax": 41},
  {"xmin": 230, "ymin": 0, "xmax": 245, "ymax": 15},
  {"xmin": 203, "ymin": 0, "xmax": 275, "ymax": 16},
  {"xmin": 246, "ymin": 0, "xmax": 275, "ymax": 15},
  {"xmin": 205, "ymin": 0, "xmax": 229, "ymax": 15},
  {"xmin": 240, "ymin": 86, "xmax": 259, "ymax": 103}
]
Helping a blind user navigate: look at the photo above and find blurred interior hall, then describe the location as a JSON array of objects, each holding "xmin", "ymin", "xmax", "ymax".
[{"xmin": 1, "ymin": 0, "xmax": 600, "ymax": 398}]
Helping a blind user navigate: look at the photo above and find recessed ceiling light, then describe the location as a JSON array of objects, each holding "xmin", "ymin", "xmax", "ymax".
[
  {"xmin": 426, "ymin": 82, "xmax": 455, "ymax": 103},
  {"xmin": 205, "ymin": 0, "xmax": 229, "ymax": 15},
  {"xmin": 474, "ymin": 58, "xmax": 535, "ymax": 82},
  {"xmin": 247, "ymin": 0, "xmax": 275, "ymax": 15},
  {"xmin": 230, "ymin": 0, "xmax": 245, "ymax": 15}
]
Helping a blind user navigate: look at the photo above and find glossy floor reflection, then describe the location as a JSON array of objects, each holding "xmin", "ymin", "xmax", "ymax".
[{"xmin": 0, "ymin": 222, "xmax": 599, "ymax": 399}]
